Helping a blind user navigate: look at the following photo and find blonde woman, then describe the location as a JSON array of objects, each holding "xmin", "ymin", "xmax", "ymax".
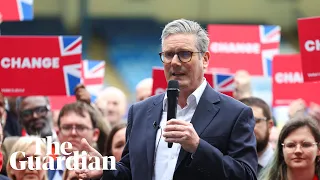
[
  {"xmin": 259, "ymin": 116, "xmax": 320, "ymax": 180},
  {"xmin": 6, "ymin": 136, "xmax": 48, "ymax": 180}
]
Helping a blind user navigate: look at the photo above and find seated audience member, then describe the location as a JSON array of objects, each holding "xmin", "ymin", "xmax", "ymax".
[
  {"xmin": 233, "ymin": 70, "xmax": 252, "ymax": 100},
  {"xmin": 48, "ymin": 101, "xmax": 100, "ymax": 180},
  {"xmin": 6, "ymin": 136, "xmax": 47, "ymax": 180},
  {"xmin": 135, "ymin": 78, "xmax": 153, "ymax": 102},
  {"xmin": 288, "ymin": 99, "xmax": 307, "ymax": 119},
  {"xmin": 104, "ymin": 122, "xmax": 127, "ymax": 162},
  {"xmin": 259, "ymin": 115, "xmax": 320, "ymax": 180},
  {"xmin": 95, "ymin": 87, "xmax": 127, "ymax": 126},
  {"xmin": 240, "ymin": 97, "xmax": 274, "ymax": 175}
]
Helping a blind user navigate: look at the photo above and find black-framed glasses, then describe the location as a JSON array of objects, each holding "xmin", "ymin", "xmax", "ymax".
[
  {"xmin": 282, "ymin": 141, "xmax": 318, "ymax": 152},
  {"xmin": 159, "ymin": 51, "xmax": 203, "ymax": 63},
  {"xmin": 59, "ymin": 124, "xmax": 93, "ymax": 135},
  {"xmin": 254, "ymin": 117, "xmax": 267, "ymax": 124},
  {"xmin": 20, "ymin": 105, "xmax": 50, "ymax": 120}
]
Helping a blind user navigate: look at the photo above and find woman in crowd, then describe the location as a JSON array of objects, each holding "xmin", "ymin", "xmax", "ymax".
[
  {"xmin": 259, "ymin": 115, "xmax": 320, "ymax": 180},
  {"xmin": 6, "ymin": 136, "xmax": 47, "ymax": 180},
  {"xmin": 104, "ymin": 122, "xmax": 126, "ymax": 162}
]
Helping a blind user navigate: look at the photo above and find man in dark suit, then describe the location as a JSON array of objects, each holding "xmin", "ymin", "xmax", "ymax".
[{"xmin": 76, "ymin": 18, "xmax": 258, "ymax": 180}]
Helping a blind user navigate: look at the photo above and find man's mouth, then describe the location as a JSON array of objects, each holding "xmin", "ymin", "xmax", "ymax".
[{"xmin": 172, "ymin": 72, "xmax": 185, "ymax": 76}]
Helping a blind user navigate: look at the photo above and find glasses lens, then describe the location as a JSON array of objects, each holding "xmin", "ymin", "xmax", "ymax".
[{"xmin": 178, "ymin": 51, "xmax": 192, "ymax": 62}]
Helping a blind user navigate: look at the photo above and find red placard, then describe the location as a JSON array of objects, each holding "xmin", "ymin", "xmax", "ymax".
[
  {"xmin": 151, "ymin": 67, "xmax": 234, "ymax": 97},
  {"xmin": 48, "ymin": 96, "xmax": 76, "ymax": 111},
  {"xmin": 0, "ymin": 0, "xmax": 34, "ymax": 22},
  {"xmin": 272, "ymin": 54, "xmax": 320, "ymax": 106},
  {"xmin": 0, "ymin": 36, "xmax": 82, "ymax": 96},
  {"xmin": 297, "ymin": 16, "xmax": 320, "ymax": 82},
  {"xmin": 207, "ymin": 25, "xmax": 280, "ymax": 77}
]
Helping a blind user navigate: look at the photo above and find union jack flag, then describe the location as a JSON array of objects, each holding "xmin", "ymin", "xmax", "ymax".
[
  {"xmin": 81, "ymin": 60, "xmax": 105, "ymax": 102},
  {"xmin": 259, "ymin": 25, "xmax": 281, "ymax": 77},
  {"xmin": 213, "ymin": 74, "xmax": 234, "ymax": 92},
  {"xmin": 17, "ymin": 0, "xmax": 34, "ymax": 21},
  {"xmin": 59, "ymin": 36, "xmax": 82, "ymax": 95}
]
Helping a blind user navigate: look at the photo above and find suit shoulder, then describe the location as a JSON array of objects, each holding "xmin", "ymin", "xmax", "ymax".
[
  {"xmin": 131, "ymin": 93, "xmax": 164, "ymax": 108},
  {"xmin": 216, "ymin": 91, "xmax": 250, "ymax": 111}
]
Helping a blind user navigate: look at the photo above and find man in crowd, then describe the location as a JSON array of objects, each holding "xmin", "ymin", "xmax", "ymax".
[
  {"xmin": 48, "ymin": 101, "xmax": 100, "ymax": 180},
  {"xmin": 233, "ymin": 70, "xmax": 252, "ymax": 100},
  {"xmin": 135, "ymin": 78, "xmax": 153, "ymax": 102},
  {"xmin": 76, "ymin": 18, "xmax": 257, "ymax": 180},
  {"xmin": 16, "ymin": 96, "xmax": 56, "ymax": 139},
  {"xmin": 95, "ymin": 86, "xmax": 127, "ymax": 126},
  {"xmin": 240, "ymin": 97, "xmax": 274, "ymax": 175}
]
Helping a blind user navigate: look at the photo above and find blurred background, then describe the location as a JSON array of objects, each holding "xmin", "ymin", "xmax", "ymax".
[{"xmin": 1, "ymin": 0, "xmax": 318, "ymax": 105}]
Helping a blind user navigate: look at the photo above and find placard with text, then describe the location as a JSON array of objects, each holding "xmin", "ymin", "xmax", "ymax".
[{"xmin": 0, "ymin": 0, "xmax": 34, "ymax": 22}]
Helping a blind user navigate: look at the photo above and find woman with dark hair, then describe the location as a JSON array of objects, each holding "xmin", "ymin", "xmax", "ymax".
[
  {"xmin": 259, "ymin": 115, "xmax": 320, "ymax": 180},
  {"xmin": 104, "ymin": 122, "xmax": 127, "ymax": 162}
]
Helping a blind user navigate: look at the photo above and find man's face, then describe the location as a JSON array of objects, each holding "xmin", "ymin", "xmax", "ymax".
[
  {"xmin": 136, "ymin": 85, "xmax": 152, "ymax": 102},
  {"xmin": 58, "ymin": 111, "xmax": 99, "ymax": 151},
  {"xmin": 19, "ymin": 96, "xmax": 52, "ymax": 137},
  {"xmin": 96, "ymin": 94, "xmax": 126, "ymax": 125},
  {"xmin": 252, "ymin": 106, "xmax": 272, "ymax": 153},
  {"xmin": 162, "ymin": 34, "xmax": 209, "ymax": 91}
]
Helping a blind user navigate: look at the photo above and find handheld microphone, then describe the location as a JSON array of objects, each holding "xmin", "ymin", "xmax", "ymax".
[{"xmin": 167, "ymin": 80, "xmax": 180, "ymax": 148}]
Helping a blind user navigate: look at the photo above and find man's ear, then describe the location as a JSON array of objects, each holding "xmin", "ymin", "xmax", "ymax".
[
  {"xmin": 93, "ymin": 128, "xmax": 100, "ymax": 142},
  {"xmin": 202, "ymin": 51, "xmax": 210, "ymax": 70},
  {"xmin": 268, "ymin": 119, "xmax": 274, "ymax": 131}
]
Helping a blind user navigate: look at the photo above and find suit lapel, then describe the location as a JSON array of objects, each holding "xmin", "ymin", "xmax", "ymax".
[
  {"xmin": 146, "ymin": 94, "xmax": 164, "ymax": 179},
  {"xmin": 175, "ymin": 84, "xmax": 220, "ymax": 170}
]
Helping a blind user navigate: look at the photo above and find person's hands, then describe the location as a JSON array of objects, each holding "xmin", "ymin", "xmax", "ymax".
[
  {"xmin": 74, "ymin": 84, "xmax": 91, "ymax": 104},
  {"xmin": 163, "ymin": 119, "xmax": 200, "ymax": 153},
  {"xmin": 288, "ymin": 98, "xmax": 306, "ymax": 119},
  {"xmin": 74, "ymin": 138, "xmax": 104, "ymax": 179},
  {"xmin": 0, "ymin": 13, "xmax": 2, "ymax": 24},
  {"xmin": 309, "ymin": 102, "xmax": 320, "ymax": 121}
]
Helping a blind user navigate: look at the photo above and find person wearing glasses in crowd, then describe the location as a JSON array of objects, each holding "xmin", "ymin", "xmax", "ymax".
[
  {"xmin": 16, "ymin": 96, "xmax": 56, "ymax": 139},
  {"xmin": 48, "ymin": 101, "xmax": 100, "ymax": 180},
  {"xmin": 239, "ymin": 97, "xmax": 274, "ymax": 175},
  {"xmin": 259, "ymin": 115, "xmax": 320, "ymax": 180},
  {"xmin": 75, "ymin": 19, "xmax": 257, "ymax": 180}
]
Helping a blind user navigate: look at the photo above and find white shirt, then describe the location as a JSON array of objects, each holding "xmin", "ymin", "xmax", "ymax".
[
  {"xmin": 152, "ymin": 79, "xmax": 207, "ymax": 180},
  {"xmin": 258, "ymin": 144, "xmax": 274, "ymax": 167}
]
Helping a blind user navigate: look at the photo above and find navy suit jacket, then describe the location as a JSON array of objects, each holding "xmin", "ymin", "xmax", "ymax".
[{"xmin": 103, "ymin": 84, "xmax": 258, "ymax": 180}]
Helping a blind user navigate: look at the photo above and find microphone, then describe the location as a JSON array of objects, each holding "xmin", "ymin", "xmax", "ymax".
[{"xmin": 167, "ymin": 80, "xmax": 180, "ymax": 148}]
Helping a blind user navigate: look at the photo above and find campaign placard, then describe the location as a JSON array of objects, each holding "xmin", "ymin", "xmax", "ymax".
[
  {"xmin": 272, "ymin": 54, "xmax": 320, "ymax": 107},
  {"xmin": 297, "ymin": 16, "xmax": 320, "ymax": 82},
  {"xmin": 151, "ymin": 67, "xmax": 234, "ymax": 97},
  {"xmin": 0, "ymin": 0, "xmax": 33, "ymax": 22},
  {"xmin": 81, "ymin": 60, "xmax": 105, "ymax": 102},
  {"xmin": 0, "ymin": 36, "xmax": 82, "ymax": 96},
  {"xmin": 208, "ymin": 25, "xmax": 281, "ymax": 77}
]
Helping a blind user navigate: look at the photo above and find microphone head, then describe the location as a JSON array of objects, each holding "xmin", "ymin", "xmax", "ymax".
[{"xmin": 168, "ymin": 80, "xmax": 179, "ymax": 90}]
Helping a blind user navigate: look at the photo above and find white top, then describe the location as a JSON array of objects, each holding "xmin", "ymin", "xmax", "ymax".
[
  {"xmin": 258, "ymin": 144, "xmax": 274, "ymax": 167},
  {"xmin": 152, "ymin": 79, "xmax": 207, "ymax": 180}
]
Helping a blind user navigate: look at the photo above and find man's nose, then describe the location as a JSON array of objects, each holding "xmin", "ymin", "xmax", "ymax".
[
  {"xmin": 32, "ymin": 111, "xmax": 40, "ymax": 119},
  {"xmin": 171, "ymin": 54, "xmax": 181, "ymax": 67}
]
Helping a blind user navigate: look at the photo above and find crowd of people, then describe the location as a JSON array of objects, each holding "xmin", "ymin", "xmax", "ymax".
[{"xmin": 0, "ymin": 17, "xmax": 320, "ymax": 180}]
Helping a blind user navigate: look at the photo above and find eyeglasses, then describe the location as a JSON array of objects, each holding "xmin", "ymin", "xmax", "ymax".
[
  {"xmin": 20, "ymin": 106, "xmax": 50, "ymax": 120},
  {"xmin": 254, "ymin": 117, "xmax": 267, "ymax": 124},
  {"xmin": 59, "ymin": 124, "xmax": 93, "ymax": 135},
  {"xmin": 159, "ymin": 51, "xmax": 203, "ymax": 63},
  {"xmin": 282, "ymin": 141, "xmax": 318, "ymax": 151}
]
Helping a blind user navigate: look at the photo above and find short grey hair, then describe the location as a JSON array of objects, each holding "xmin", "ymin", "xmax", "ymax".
[
  {"xmin": 16, "ymin": 96, "xmax": 50, "ymax": 113},
  {"xmin": 161, "ymin": 19, "xmax": 210, "ymax": 52}
]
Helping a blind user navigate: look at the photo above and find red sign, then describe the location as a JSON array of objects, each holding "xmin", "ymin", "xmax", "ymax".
[
  {"xmin": 207, "ymin": 25, "xmax": 281, "ymax": 77},
  {"xmin": 48, "ymin": 96, "xmax": 76, "ymax": 111},
  {"xmin": 297, "ymin": 16, "xmax": 320, "ymax": 82},
  {"xmin": 0, "ymin": 0, "xmax": 34, "ymax": 22},
  {"xmin": 151, "ymin": 67, "xmax": 234, "ymax": 97},
  {"xmin": 0, "ymin": 36, "xmax": 82, "ymax": 96},
  {"xmin": 272, "ymin": 54, "xmax": 320, "ymax": 106}
]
